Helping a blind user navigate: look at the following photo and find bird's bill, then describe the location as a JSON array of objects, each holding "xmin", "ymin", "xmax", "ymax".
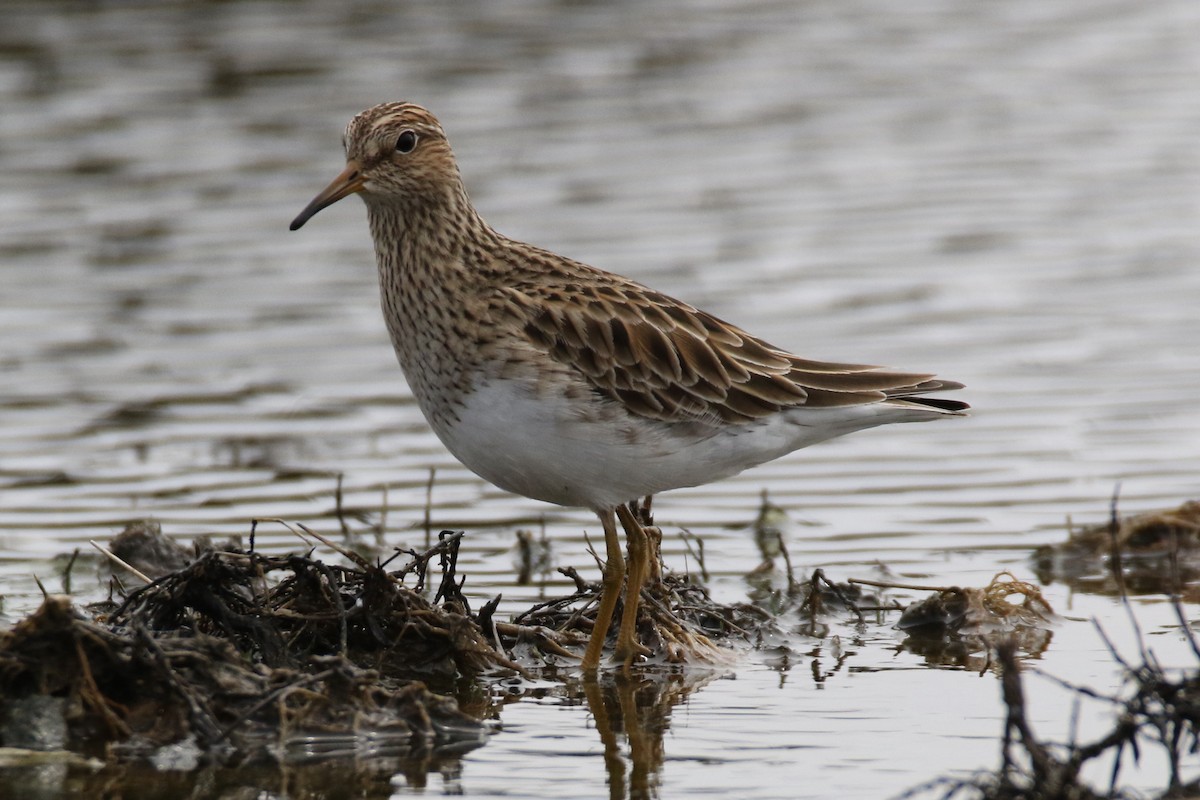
[{"xmin": 289, "ymin": 160, "xmax": 364, "ymax": 230}]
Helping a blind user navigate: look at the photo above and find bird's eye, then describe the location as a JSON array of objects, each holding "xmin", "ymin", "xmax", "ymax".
[{"xmin": 396, "ymin": 131, "xmax": 418, "ymax": 154}]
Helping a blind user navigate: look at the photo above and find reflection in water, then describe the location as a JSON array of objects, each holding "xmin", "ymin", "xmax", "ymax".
[
  {"xmin": 0, "ymin": 755, "xmax": 458, "ymax": 800},
  {"xmin": 901, "ymin": 627, "xmax": 1053, "ymax": 673},
  {"xmin": 577, "ymin": 670, "xmax": 715, "ymax": 800}
]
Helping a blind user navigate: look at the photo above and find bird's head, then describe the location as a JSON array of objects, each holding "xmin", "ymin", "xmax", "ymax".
[{"xmin": 290, "ymin": 102, "xmax": 459, "ymax": 230}]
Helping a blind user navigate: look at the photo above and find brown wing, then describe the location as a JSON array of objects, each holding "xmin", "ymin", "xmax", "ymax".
[{"xmin": 501, "ymin": 276, "xmax": 963, "ymax": 425}]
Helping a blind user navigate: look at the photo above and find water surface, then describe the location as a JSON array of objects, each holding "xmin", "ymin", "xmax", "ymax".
[{"xmin": 2, "ymin": 0, "xmax": 1199, "ymax": 797}]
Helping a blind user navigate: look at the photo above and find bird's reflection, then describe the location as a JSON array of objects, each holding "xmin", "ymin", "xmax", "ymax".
[{"xmin": 572, "ymin": 669, "xmax": 716, "ymax": 800}]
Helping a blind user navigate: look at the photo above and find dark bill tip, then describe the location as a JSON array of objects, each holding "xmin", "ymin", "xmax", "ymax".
[
  {"xmin": 289, "ymin": 204, "xmax": 319, "ymax": 231},
  {"xmin": 288, "ymin": 161, "xmax": 364, "ymax": 232}
]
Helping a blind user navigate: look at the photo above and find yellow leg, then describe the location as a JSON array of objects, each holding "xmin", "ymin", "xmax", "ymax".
[
  {"xmin": 582, "ymin": 509, "xmax": 625, "ymax": 671},
  {"xmin": 614, "ymin": 504, "xmax": 652, "ymax": 666}
]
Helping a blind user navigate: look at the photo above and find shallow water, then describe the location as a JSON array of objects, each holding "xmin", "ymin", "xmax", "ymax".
[{"xmin": 2, "ymin": 0, "xmax": 1199, "ymax": 797}]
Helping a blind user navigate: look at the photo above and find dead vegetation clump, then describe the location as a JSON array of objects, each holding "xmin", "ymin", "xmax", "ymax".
[
  {"xmin": 0, "ymin": 527, "xmax": 508, "ymax": 765},
  {"xmin": 872, "ymin": 571, "xmax": 1053, "ymax": 636},
  {"xmin": 893, "ymin": 572, "xmax": 1053, "ymax": 633},
  {"xmin": 833, "ymin": 572, "xmax": 1057, "ymax": 667},
  {"xmin": 1034, "ymin": 499, "xmax": 1200, "ymax": 597},
  {"xmin": 102, "ymin": 529, "xmax": 515, "ymax": 682}
]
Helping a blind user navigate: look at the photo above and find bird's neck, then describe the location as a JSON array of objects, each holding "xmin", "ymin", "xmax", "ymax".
[
  {"xmin": 365, "ymin": 183, "xmax": 496, "ymax": 282},
  {"xmin": 363, "ymin": 184, "xmax": 501, "ymax": 421}
]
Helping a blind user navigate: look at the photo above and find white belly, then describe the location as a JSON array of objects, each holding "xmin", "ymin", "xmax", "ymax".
[{"xmin": 426, "ymin": 377, "xmax": 928, "ymax": 512}]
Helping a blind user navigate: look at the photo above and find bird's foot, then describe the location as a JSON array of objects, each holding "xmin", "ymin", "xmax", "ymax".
[{"xmin": 613, "ymin": 637, "xmax": 652, "ymax": 668}]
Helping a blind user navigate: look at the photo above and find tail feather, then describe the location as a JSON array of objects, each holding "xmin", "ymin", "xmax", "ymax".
[{"xmin": 883, "ymin": 379, "xmax": 969, "ymax": 415}]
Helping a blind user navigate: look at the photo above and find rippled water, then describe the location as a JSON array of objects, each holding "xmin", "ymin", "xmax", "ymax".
[{"xmin": 2, "ymin": 0, "xmax": 1199, "ymax": 797}]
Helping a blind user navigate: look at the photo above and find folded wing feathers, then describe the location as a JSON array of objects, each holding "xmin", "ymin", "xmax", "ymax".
[{"xmin": 512, "ymin": 282, "xmax": 964, "ymax": 424}]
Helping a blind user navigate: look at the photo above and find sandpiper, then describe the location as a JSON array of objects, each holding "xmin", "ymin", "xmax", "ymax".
[{"xmin": 290, "ymin": 102, "xmax": 968, "ymax": 670}]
